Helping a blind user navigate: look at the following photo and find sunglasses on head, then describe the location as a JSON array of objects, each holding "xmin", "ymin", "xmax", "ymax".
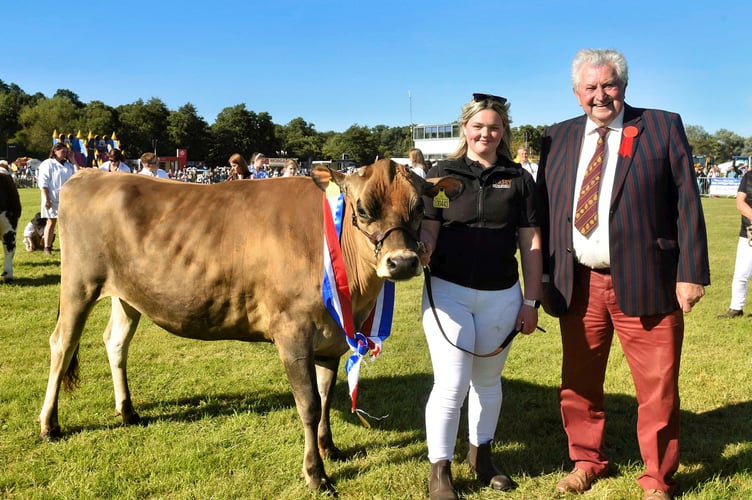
[{"xmin": 473, "ymin": 93, "xmax": 507, "ymax": 105}]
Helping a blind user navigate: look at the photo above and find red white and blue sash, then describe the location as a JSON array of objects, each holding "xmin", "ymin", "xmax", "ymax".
[{"xmin": 321, "ymin": 192, "xmax": 394, "ymax": 419}]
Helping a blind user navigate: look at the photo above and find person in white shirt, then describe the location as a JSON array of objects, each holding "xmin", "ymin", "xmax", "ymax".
[
  {"xmin": 518, "ymin": 147, "xmax": 538, "ymax": 181},
  {"xmin": 100, "ymin": 149, "xmax": 132, "ymax": 173},
  {"xmin": 23, "ymin": 212, "xmax": 46, "ymax": 252},
  {"xmin": 408, "ymin": 148, "xmax": 428, "ymax": 178},
  {"xmin": 37, "ymin": 143, "xmax": 76, "ymax": 255},
  {"xmin": 138, "ymin": 152, "xmax": 169, "ymax": 178}
]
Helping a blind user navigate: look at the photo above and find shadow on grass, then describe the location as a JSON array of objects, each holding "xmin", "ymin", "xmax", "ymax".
[
  {"xmin": 329, "ymin": 374, "xmax": 752, "ymax": 495},
  {"xmin": 3, "ymin": 273, "xmax": 61, "ymax": 287},
  {"xmin": 50, "ymin": 369, "xmax": 751, "ymax": 495},
  {"xmin": 136, "ymin": 389, "xmax": 297, "ymax": 422}
]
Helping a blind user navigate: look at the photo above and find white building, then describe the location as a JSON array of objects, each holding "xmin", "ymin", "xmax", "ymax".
[{"xmin": 412, "ymin": 122, "xmax": 460, "ymax": 161}]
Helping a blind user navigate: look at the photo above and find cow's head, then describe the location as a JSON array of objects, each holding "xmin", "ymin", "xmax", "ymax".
[{"xmin": 312, "ymin": 158, "xmax": 462, "ymax": 280}]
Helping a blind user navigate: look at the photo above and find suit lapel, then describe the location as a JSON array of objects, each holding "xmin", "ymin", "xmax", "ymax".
[
  {"xmin": 563, "ymin": 117, "xmax": 586, "ymax": 212},
  {"xmin": 610, "ymin": 105, "xmax": 643, "ymax": 205}
]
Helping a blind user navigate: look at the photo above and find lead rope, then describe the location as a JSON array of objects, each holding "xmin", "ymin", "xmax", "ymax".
[{"xmin": 423, "ymin": 267, "xmax": 544, "ymax": 357}]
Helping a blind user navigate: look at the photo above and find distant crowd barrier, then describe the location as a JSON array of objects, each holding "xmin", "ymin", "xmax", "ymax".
[{"xmin": 698, "ymin": 176, "xmax": 741, "ymax": 197}]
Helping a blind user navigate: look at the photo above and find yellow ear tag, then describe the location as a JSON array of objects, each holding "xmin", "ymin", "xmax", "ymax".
[
  {"xmin": 433, "ymin": 188, "xmax": 450, "ymax": 209},
  {"xmin": 325, "ymin": 180, "xmax": 341, "ymax": 199}
]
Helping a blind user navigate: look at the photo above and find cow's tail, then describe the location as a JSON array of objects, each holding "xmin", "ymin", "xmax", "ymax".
[{"xmin": 62, "ymin": 345, "xmax": 81, "ymax": 392}]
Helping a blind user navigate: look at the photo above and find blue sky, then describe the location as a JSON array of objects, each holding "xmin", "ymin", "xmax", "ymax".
[{"xmin": 5, "ymin": 1, "xmax": 751, "ymax": 136}]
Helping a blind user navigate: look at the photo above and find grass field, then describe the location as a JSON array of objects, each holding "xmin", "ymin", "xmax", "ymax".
[{"xmin": 1, "ymin": 187, "xmax": 750, "ymax": 499}]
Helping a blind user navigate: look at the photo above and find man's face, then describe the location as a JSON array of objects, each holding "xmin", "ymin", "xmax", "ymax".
[{"xmin": 574, "ymin": 63, "xmax": 626, "ymax": 127}]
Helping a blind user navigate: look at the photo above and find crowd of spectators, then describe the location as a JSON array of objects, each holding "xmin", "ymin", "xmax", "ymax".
[{"xmin": 1, "ymin": 157, "xmax": 312, "ymax": 188}]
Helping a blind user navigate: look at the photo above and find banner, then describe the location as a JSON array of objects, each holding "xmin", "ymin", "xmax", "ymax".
[{"xmin": 709, "ymin": 177, "xmax": 741, "ymax": 197}]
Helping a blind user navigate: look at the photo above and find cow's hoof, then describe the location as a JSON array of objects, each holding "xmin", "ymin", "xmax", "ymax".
[
  {"xmin": 321, "ymin": 445, "xmax": 345, "ymax": 461},
  {"xmin": 39, "ymin": 427, "xmax": 63, "ymax": 442},
  {"xmin": 120, "ymin": 411, "xmax": 141, "ymax": 426}
]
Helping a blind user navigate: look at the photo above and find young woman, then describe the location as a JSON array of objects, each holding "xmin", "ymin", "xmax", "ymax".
[
  {"xmin": 419, "ymin": 93, "xmax": 542, "ymax": 499},
  {"xmin": 227, "ymin": 153, "xmax": 251, "ymax": 180}
]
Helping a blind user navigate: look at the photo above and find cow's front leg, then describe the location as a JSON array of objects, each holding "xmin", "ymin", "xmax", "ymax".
[
  {"xmin": 277, "ymin": 341, "xmax": 332, "ymax": 490},
  {"xmin": 315, "ymin": 356, "xmax": 341, "ymax": 460}
]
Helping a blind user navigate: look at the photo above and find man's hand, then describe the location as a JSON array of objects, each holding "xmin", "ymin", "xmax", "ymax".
[{"xmin": 677, "ymin": 282, "xmax": 705, "ymax": 312}]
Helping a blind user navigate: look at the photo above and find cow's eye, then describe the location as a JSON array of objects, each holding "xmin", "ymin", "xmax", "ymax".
[
  {"xmin": 356, "ymin": 200, "xmax": 371, "ymax": 221},
  {"xmin": 414, "ymin": 198, "xmax": 425, "ymax": 215}
]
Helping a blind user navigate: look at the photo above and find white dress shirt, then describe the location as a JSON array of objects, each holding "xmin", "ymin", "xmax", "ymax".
[{"xmin": 572, "ymin": 109, "xmax": 625, "ymax": 269}]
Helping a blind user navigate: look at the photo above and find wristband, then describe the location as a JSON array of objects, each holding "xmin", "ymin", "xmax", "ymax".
[{"xmin": 523, "ymin": 298, "xmax": 540, "ymax": 309}]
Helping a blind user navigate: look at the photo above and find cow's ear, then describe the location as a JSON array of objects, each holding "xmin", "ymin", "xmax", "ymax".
[
  {"xmin": 311, "ymin": 165, "xmax": 346, "ymax": 192},
  {"xmin": 424, "ymin": 177, "xmax": 464, "ymax": 200}
]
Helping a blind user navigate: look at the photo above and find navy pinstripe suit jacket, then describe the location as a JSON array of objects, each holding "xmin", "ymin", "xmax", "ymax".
[{"xmin": 537, "ymin": 104, "xmax": 710, "ymax": 317}]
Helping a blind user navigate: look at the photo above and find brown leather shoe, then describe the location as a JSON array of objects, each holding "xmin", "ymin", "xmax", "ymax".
[
  {"xmin": 644, "ymin": 488, "xmax": 671, "ymax": 500},
  {"xmin": 717, "ymin": 308, "xmax": 743, "ymax": 319},
  {"xmin": 555, "ymin": 467, "xmax": 601, "ymax": 494}
]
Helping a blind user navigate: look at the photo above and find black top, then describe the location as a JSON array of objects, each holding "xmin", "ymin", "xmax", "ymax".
[
  {"xmin": 423, "ymin": 156, "xmax": 538, "ymax": 290},
  {"xmin": 739, "ymin": 172, "xmax": 752, "ymax": 237}
]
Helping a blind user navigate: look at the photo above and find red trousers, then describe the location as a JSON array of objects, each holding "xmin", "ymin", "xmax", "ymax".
[{"xmin": 559, "ymin": 264, "xmax": 683, "ymax": 493}]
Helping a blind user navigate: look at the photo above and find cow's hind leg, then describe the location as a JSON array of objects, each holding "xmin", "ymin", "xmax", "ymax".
[
  {"xmin": 39, "ymin": 292, "xmax": 97, "ymax": 440},
  {"xmin": 315, "ymin": 356, "xmax": 342, "ymax": 460},
  {"xmin": 276, "ymin": 338, "xmax": 332, "ymax": 491},
  {"xmin": 104, "ymin": 297, "xmax": 142, "ymax": 425}
]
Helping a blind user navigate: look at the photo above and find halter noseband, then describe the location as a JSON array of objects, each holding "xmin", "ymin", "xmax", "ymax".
[{"xmin": 350, "ymin": 207, "xmax": 424, "ymax": 256}]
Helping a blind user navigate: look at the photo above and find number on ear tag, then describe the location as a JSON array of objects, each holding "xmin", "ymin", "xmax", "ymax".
[{"xmin": 433, "ymin": 188, "xmax": 450, "ymax": 209}]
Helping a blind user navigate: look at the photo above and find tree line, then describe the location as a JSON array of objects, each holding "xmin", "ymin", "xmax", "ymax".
[{"xmin": 1, "ymin": 79, "xmax": 749, "ymax": 168}]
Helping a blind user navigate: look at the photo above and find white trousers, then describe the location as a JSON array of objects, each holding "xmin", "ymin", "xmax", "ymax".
[
  {"xmin": 730, "ymin": 237, "xmax": 752, "ymax": 310},
  {"xmin": 421, "ymin": 277, "xmax": 520, "ymax": 463}
]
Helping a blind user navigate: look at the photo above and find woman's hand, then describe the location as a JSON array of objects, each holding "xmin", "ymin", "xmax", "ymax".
[{"xmin": 516, "ymin": 303, "xmax": 539, "ymax": 334}]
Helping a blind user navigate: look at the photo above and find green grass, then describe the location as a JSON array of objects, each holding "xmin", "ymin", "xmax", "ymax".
[{"xmin": 1, "ymin": 189, "xmax": 750, "ymax": 499}]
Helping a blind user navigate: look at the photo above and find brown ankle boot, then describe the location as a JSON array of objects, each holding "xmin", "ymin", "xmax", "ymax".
[
  {"xmin": 466, "ymin": 442, "xmax": 515, "ymax": 491},
  {"xmin": 428, "ymin": 460, "xmax": 458, "ymax": 500}
]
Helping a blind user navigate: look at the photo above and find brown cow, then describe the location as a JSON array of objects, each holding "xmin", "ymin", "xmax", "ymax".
[{"xmin": 38, "ymin": 159, "xmax": 462, "ymax": 490}]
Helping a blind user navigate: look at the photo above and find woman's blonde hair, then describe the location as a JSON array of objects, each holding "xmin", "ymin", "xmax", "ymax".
[
  {"xmin": 449, "ymin": 97, "xmax": 513, "ymax": 162},
  {"xmin": 408, "ymin": 148, "xmax": 426, "ymax": 168}
]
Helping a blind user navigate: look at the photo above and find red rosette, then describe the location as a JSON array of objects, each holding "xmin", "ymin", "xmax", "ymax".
[{"xmin": 618, "ymin": 126, "xmax": 638, "ymax": 158}]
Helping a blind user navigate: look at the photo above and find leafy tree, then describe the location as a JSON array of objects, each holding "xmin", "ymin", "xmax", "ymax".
[
  {"xmin": 712, "ymin": 128, "xmax": 745, "ymax": 163},
  {"xmin": 511, "ymin": 125, "xmax": 545, "ymax": 159},
  {"xmin": 322, "ymin": 124, "xmax": 378, "ymax": 166},
  {"xmin": 743, "ymin": 136, "xmax": 752, "ymax": 157},
  {"xmin": 208, "ymin": 104, "xmax": 257, "ymax": 166},
  {"xmin": 276, "ymin": 117, "xmax": 324, "ymax": 161},
  {"xmin": 249, "ymin": 111, "xmax": 279, "ymax": 157},
  {"xmin": 167, "ymin": 103, "xmax": 211, "ymax": 163},
  {"xmin": 372, "ymin": 124, "xmax": 411, "ymax": 159},
  {"xmin": 83, "ymin": 100, "xmax": 119, "ymax": 138},
  {"xmin": 0, "ymin": 83, "xmax": 32, "ymax": 158},
  {"xmin": 685, "ymin": 124, "xmax": 717, "ymax": 161},
  {"xmin": 117, "ymin": 98, "xmax": 171, "ymax": 158},
  {"xmin": 53, "ymin": 89, "xmax": 84, "ymax": 108},
  {"xmin": 16, "ymin": 96, "xmax": 82, "ymax": 157}
]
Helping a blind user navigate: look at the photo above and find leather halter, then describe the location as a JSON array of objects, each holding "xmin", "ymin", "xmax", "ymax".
[{"xmin": 349, "ymin": 204, "xmax": 424, "ymax": 256}]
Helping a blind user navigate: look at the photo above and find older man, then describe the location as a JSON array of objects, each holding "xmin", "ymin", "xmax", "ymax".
[{"xmin": 536, "ymin": 48, "xmax": 709, "ymax": 500}]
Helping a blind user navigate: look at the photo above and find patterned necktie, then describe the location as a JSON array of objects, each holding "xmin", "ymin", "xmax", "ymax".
[{"xmin": 574, "ymin": 127, "xmax": 608, "ymax": 236}]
